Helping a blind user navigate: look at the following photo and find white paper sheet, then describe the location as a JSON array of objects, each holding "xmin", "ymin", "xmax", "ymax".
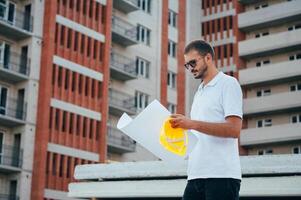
[{"xmin": 117, "ymin": 100, "xmax": 198, "ymax": 163}]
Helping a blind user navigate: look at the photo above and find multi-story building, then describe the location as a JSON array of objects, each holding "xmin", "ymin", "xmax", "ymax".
[
  {"xmin": 200, "ymin": 0, "xmax": 242, "ymax": 77},
  {"xmin": 31, "ymin": 0, "xmax": 112, "ymax": 199},
  {"xmin": 199, "ymin": 0, "xmax": 248, "ymax": 154},
  {"xmin": 199, "ymin": 0, "xmax": 301, "ymax": 156},
  {"xmin": 238, "ymin": 0, "xmax": 301, "ymax": 155},
  {"xmin": 0, "ymin": 0, "xmax": 43, "ymax": 199},
  {"xmin": 0, "ymin": 0, "xmax": 188, "ymax": 199},
  {"xmin": 9, "ymin": 0, "xmax": 301, "ymax": 198},
  {"xmin": 107, "ymin": 0, "xmax": 186, "ymax": 162}
]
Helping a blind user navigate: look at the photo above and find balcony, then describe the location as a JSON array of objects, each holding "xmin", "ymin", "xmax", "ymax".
[
  {"xmin": 111, "ymin": 16, "xmax": 137, "ymax": 46},
  {"xmin": 109, "ymin": 89, "xmax": 136, "ymax": 116},
  {"xmin": 238, "ymin": 1, "xmax": 301, "ymax": 31},
  {"xmin": 0, "ymin": 97, "xmax": 27, "ymax": 127},
  {"xmin": 243, "ymin": 91, "xmax": 301, "ymax": 117},
  {"xmin": 107, "ymin": 126, "xmax": 136, "ymax": 153},
  {"xmin": 113, "ymin": 0, "xmax": 139, "ymax": 14},
  {"xmin": 239, "ymin": 29, "xmax": 301, "ymax": 59},
  {"xmin": 240, "ymin": 123, "xmax": 301, "ymax": 146},
  {"xmin": 0, "ymin": 144, "xmax": 23, "ymax": 173},
  {"xmin": 110, "ymin": 52, "xmax": 137, "ymax": 81},
  {"xmin": 239, "ymin": 60, "xmax": 301, "ymax": 87},
  {"xmin": 0, "ymin": 51, "xmax": 30, "ymax": 83},
  {"xmin": 238, "ymin": 0, "xmax": 261, "ymax": 5},
  {"xmin": 0, "ymin": 4, "xmax": 33, "ymax": 40},
  {"xmin": 0, "ymin": 194, "xmax": 19, "ymax": 200}
]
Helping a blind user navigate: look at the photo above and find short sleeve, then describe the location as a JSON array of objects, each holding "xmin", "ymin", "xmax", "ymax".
[{"xmin": 222, "ymin": 78, "xmax": 243, "ymax": 119}]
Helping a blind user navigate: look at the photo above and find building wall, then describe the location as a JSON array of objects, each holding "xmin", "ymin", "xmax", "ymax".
[
  {"xmin": 247, "ymin": 141, "xmax": 301, "ymax": 155},
  {"xmin": 108, "ymin": 0, "xmax": 187, "ymax": 162},
  {"xmin": 31, "ymin": 0, "xmax": 112, "ymax": 199},
  {"xmin": 199, "ymin": 0, "xmax": 248, "ymax": 155},
  {"xmin": 246, "ymin": 82, "xmax": 298, "ymax": 98},
  {"xmin": 247, "ymin": 113, "xmax": 298, "ymax": 128},
  {"xmin": 245, "ymin": 50, "xmax": 301, "ymax": 69},
  {"xmin": 238, "ymin": 0, "xmax": 301, "ymax": 156},
  {"xmin": 185, "ymin": 0, "xmax": 202, "ymax": 116},
  {"xmin": 0, "ymin": 0, "xmax": 44, "ymax": 199}
]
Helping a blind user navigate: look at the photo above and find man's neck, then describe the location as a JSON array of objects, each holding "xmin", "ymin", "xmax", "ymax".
[{"xmin": 202, "ymin": 65, "xmax": 219, "ymax": 86}]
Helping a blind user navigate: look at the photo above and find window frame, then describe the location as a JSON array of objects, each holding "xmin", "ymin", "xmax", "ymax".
[
  {"xmin": 256, "ymin": 89, "xmax": 271, "ymax": 97},
  {"xmin": 168, "ymin": 9, "xmax": 177, "ymax": 28},
  {"xmin": 168, "ymin": 40, "xmax": 177, "ymax": 58},
  {"xmin": 137, "ymin": 24, "xmax": 151, "ymax": 46},
  {"xmin": 167, "ymin": 71, "xmax": 177, "ymax": 89},
  {"xmin": 0, "ymin": 1, "xmax": 16, "ymax": 25},
  {"xmin": 137, "ymin": 0, "xmax": 152, "ymax": 14},
  {"xmin": 290, "ymin": 114, "xmax": 301, "ymax": 124},
  {"xmin": 136, "ymin": 57, "xmax": 150, "ymax": 78},
  {"xmin": 167, "ymin": 103, "xmax": 176, "ymax": 114},
  {"xmin": 135, "ymin": 91, "xmax": 149, "ymax": 111},
  {"xmin": 258, "ymin": 149, "xmax": 273, "ymax": 155},
  {"xmin": 292, "ymin": 146, "xmax": 301, "ymax": 154},
  {"xmin": 289, "ymin": 83, "xmax": 301, "ymax": 92},
  {"xmin": 256, "ymin": 118, "xmax": 272, "ymax": 128},
  {"xmin": 0, "ymin": 85, "xmax": 8, "ymax": 115}
]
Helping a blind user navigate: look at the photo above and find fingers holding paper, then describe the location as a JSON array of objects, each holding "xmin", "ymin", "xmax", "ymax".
[{"xmin": 169, "ymin": 114, "xmax": 194, "ymax": 130}]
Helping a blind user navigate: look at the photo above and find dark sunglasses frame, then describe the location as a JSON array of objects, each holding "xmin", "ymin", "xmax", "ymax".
[
  {"xmin": 184, "ymin": 59, "xmax": 197, "ymax": 70},
  {"xmin": 184, "ymin": 56, "xmax": 204, "ymax": 70}
]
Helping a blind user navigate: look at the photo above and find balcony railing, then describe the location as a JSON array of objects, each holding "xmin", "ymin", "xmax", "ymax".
[
  {"xmin": 0, "ymin": 144, "xmax": 23, "ymax": 169},
  {"xmin": 0, "ymin": 4, "xmax": 33, "ymax": 39},
  {"xmin": 238, "ymin": 0, "xmax": 261, "ymax": 5},
  {"xmin": 111, "ymin": 15, "xmax": 137, "ymax": 46},
  {"xmin": 107, "ymin": 126, "xmax": 136, "ymax": 153},
  {"xmin": 238, "ymin": 0, "xmax": 301, "ymax": 31},
  {"xmin": 240, "ymin": 123, "xmax": 301, "ymax": 146},
  {"xmin": 0, "ymin": 97, "xmax": 27, "ymax": 126},
  {"xmin": 109, "ymin": 89, "xmax": 136, "ymax": 116},
  {"xmin": 239, "ymin": 29, "xmax": 301, "ymax": 59},
  {"xmin": 0, "ymin": 194, "xmax": 19, "ymax": 200},
  {"xmin": 0, "ymin": 5, "xmax": 33, "ymax": 31},
  {"xmin": 113, "ymin": 0, "xmax": 139, "ymax": 13},
  {"xmin": 0, "ymin": 51, "xmax": 30, "ymax": 82},
  {"xmin": 122, "ymin": 0, "xmax": 138, "ymax": 6},
  {"xmin": 239, "ymin": 60, "xmax": 301, "ymax": 87},
  {"xmin": 243, "ymin": 91, "xmax": 301, "ymax": 116},
  {"xmin": 110, "ymin": 51, "xmax": 137, "ymax": 81}
]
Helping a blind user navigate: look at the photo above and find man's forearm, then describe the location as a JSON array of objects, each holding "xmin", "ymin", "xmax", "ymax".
[{"xmin": 190, "ymin": 120, "xmax": 240, "ymax": 138}]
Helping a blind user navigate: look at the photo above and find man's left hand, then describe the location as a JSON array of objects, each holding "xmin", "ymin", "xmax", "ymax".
[{"xmin": 169, "ymin": 114, "xmax": 194, "ymax": 129}]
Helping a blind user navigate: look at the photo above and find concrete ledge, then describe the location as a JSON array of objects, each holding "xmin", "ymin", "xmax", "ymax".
[
  {"xmin": 68, "ymin": 176, "xmax": 301, "ymax": 198},
  {"xmin": 68, "ymin": 155, "xmax": 301, "ymax": 198},
  {"xmin": 74, "ymin": 155, "xmax": 301, "ymax": 180},
  {"xmin": 45, "ymin": 189, "xmax": 86, "ymax": 200}
]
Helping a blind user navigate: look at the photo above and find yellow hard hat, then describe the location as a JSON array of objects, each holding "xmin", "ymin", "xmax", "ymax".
[{"xmin": 159, "ymin": 117, "xmax": 187, "ymax": 156}]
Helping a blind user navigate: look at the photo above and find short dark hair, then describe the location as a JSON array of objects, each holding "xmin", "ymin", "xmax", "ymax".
[{"xmin": 184, "ymin": 40, "xmax": 215, "ymax": 59}]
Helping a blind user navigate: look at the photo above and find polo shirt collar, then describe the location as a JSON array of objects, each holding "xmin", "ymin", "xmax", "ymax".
[{"xmin": 198, "ymin": 71, "xmax": 223, "ymax": 90}]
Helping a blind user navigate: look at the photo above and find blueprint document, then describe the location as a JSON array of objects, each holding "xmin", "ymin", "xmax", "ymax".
[{"xmin": 117, "ymin": 100, "xmax": 198, "ymax": 164}]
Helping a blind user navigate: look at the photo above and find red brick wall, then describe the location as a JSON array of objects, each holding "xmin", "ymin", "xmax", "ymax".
[
  {"xmin": 31, "ymin": 1, "xmax": 57, "ymax": 199},
  {"xmin": 32, "ymin": 0, "xmax": 111, "ymax": 199},
  {"xmin": 160, "ymin": 0, "xmax": 169, "ymax": 107},
  {"xmin": 177, "ymin": 0, "xmax": 186, "ymax": 114},
  {"xmin": 99, "ymin": 0, "xmax": 112, "ymax": 162},
  {"xmin": 161, "ymin": 0, "xmax": 186, "ymax": 114}
]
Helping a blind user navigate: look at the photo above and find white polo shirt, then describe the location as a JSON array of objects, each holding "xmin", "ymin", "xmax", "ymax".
[{"xmin": 188, "ymin": 71, "xmax": 243, "ymax": 180}]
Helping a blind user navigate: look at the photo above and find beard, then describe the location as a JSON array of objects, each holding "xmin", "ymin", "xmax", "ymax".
[{"xmin": 192, "ymin": 64, "xmax": 208, "ymax": 79}]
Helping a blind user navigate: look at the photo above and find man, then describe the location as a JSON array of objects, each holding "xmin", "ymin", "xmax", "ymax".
[{"xmin": 170, "ymin": 40, "xmax": 242, "ymax": 200}]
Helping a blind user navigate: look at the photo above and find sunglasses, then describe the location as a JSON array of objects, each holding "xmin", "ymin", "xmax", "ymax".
[{"xmin": 184, "ymin": 57, "xmax": 203, "ymax": 70}]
